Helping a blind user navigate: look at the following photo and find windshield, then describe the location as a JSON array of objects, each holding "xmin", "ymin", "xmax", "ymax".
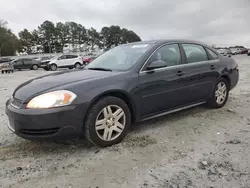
[{"xmin": 85, "ymin": 43, "xmax": 152, "ymax": 71}]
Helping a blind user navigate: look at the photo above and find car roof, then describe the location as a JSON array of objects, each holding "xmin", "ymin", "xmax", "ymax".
[{"xmin": 124, "ymin": 39, "xmax": 213, "ymax": 48}]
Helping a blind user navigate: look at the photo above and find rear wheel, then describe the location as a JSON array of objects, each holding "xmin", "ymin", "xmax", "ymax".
[
  {"xmin": 74, "ymin": 62, "xmax": 81, "ymax": 69},
  {"xmin": 1, "ymin": 70, "xmax": 4, "ymax": 74},
  {"xmin": 84, "ymin": 96, "xmax": 131, "ymax": 147},
  {"xmin": 50, "ymin": 64, "xmax": 57, "ymax": 71},
  {"xmin": 207, "ymin": 78, "xmax": 229, "ymax": 108},
  {"xmin": 32, "ymin": 64, "xmax": 39, "ymax": 70}
]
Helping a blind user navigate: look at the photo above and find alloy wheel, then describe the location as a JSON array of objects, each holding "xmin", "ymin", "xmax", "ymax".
[
  {"xmin": 50, "ymin": 64, "xmax": 57, "ymax": 71},
  {"xmin": 75, "ymin": 63, "xmax": 81, "ymax": 69},
  {"xmin": 95, "ymin": 105, "xmax": 126, "ymax": 141},
  {"xmin": 215, "ymin": 82, "xmax": 227, "ymax": 105},
  {"xmin": 33, "ymin": 65, "xmax": 38, "ymax": 70}
]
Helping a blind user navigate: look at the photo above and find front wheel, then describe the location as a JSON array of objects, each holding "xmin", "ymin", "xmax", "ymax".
[
  {"xmin": 207, "ymin": 78, "xmax": 229, "ymax": 108},
  {"xmin": 84, "ymin": 96, "xmax": 131, "ymax": 147},
  {"xmin": 50, "ymin": 64, "xmax": 57, "ymax": 71}
]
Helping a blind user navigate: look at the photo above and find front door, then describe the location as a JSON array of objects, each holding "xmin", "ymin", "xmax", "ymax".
[
  {"xmin": 138, "ymin": 43, "xmax": 184, "ymax": 117},
  {"xmin": 13, "ymin": 59, "xmax": 23, "ymax": 69},
  {"xmin": 56, "ymin": 55, "xmax": 67, "ymax": 68}
]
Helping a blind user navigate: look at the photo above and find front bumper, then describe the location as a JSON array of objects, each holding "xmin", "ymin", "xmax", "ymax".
[
  {"xmin": 40, "ymin": 64, "xmax": 49, "ymax": 68},
  {"xmin": 5, "ymin": 100, "xmax": 86, "ymax": 140}
]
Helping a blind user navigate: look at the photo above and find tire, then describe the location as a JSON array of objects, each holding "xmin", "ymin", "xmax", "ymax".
[
  {"xmin": 5, "ymin": 70, "xmax": 8, "ymax": 73},
  {"xmin": 1, "ymin": 71, "xmax": 4, "ymax": 74},
  {"xmin": 84, "ymin": 96, "xmax": 131, "ymax": 147},
  {"xmin": 11, "ymin": 70, "xmax": 14, "ymax": 73},
  {"xmin": 50, "ymin": 64, "xmax": 57, "ymax": 71},
  {"xmin": 32, "ymin": 64, "xmax": 39, "ymax": 70},
  {"xmin": 74, "ymin": 62, "xmax": 81, "ymax": 69},
  {"xmin": 207, "ymin": 78, "xmax": 229, "ymax": 108},
  {"xmin": 68, "ymin": 67, "xmax": 73, "ymax": 70}
]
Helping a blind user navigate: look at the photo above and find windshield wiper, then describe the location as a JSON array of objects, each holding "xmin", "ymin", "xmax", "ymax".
[{"xmin": 87, "ymin": 67, "xmax": 112, "ymax": 71}]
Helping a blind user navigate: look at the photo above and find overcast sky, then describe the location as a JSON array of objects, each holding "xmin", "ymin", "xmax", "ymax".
[{"xmin": 0, "ymin": 0, "xmax": 249, "ymax": 47}]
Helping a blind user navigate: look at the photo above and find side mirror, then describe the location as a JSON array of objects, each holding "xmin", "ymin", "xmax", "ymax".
[{"xmin": 146, "ymin": 60, "xmax": 167, "ymax": 70}]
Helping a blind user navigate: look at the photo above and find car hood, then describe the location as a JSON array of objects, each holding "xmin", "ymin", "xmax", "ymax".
[
  {"xmin": 13, "ymin": 69, "xmax": 120, "ymax": 102},
  {"xmin": 48, "ymin": 59, "xmax": 57, "ymax": 64}
]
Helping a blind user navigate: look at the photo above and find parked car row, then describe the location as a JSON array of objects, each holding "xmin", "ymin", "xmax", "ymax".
[
  {"xmin": 0, "ymin": 53, "xmax": 99, "ymax": 72},
  {"xmin": 216, "ymin": 47, "xmax": 250, "ymax": 56},
  {"xmin": 217, "ymin": 49, "xmax": 232, "ymax": 57}
]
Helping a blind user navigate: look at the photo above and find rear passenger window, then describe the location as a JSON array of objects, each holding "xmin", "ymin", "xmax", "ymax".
[
  {"xmin": 148, "ymin": 44, "xmax": 181, "ymax": 67},
  {"xmin": 67, "ymin": 55, "xmax": 78, "ymax": 59},
  {"xmin": 182, "ymin": 44, "xmax": 208, "ymax": 63},
  {"xmin": 206, "ymin": 48, "xmax": 219, "ymax": 60}
]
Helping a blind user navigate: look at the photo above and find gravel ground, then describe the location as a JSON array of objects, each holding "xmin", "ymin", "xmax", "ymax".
[{"xmin": 0, "ymin": 55, "xmax": 249, "ymax": 188}]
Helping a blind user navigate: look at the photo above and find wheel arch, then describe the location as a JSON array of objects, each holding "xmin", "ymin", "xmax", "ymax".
[
  {"xmin": 86, "ymin": 90, "xmax": 137, "ymax": 123},
  {"xmin": 74, "ymin": 62, "xmax": 82, "ymax": 66},
  {"xmin": 31, "ymin": 63, "xmax": 39, "ymax": 69},
  {"xmin": 219, "ymin": 74, "xmax": 231, "ymax": 90}
]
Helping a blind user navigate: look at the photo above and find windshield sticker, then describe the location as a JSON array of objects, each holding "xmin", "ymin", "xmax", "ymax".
[{"xmin": 132, "ymin": 44, "xmax": 149, "ymax": 48}]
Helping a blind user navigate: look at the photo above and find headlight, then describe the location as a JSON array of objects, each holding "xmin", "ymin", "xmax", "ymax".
[{"xmin": 26, "ymin": 90, "xmax": 77, "ymax": 109}]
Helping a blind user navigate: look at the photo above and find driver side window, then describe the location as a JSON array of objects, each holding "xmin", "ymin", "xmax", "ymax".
[{"xmin": 147, "ymin": 44, "xmax": 181, "ymax": 68}]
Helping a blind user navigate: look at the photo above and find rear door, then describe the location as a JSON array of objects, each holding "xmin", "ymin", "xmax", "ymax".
[
  {"xmin": 65, "ymin": 55, "xmax": 78, "ymax": 66},
  {"xmin": 175, "ymin": 43, "xmax": 219, "ymax": 105},
  {"xmin": 22, "ymin": 58, "xmax": 32, "ymax": 69}
]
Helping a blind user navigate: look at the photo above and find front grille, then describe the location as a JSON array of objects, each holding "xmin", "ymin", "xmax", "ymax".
[{"xmin": 21, "ymin": 128, "xmax": 60, "ymax": 136}]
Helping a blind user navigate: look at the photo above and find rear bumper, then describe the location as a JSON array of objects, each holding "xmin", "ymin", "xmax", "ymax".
[{"xmin": 5, "ymin": 101, "xmax": 87, "ymax": 141}]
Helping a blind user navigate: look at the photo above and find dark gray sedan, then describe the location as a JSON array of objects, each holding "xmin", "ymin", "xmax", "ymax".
[
  {"xmin": 11, "ymin": 58, "xmax": 41, "ymax": 70},
  {"xmin": 5, "ymin": 40, "xmax": 239, "ymax": 147}
]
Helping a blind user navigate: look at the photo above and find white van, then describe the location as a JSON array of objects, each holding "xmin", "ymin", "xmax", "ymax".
[{"xmin": 48, "ymin": 54, "xmax": 83, "ymax": 71}]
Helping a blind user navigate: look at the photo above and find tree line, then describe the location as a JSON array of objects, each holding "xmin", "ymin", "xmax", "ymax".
[{"xmin": 0, "ymin": 19, "xmax": 141, "ymax": 56}]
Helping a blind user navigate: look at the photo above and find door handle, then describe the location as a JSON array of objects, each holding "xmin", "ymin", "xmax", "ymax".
[
  {"xmin": 176, "ymin": 70, "xmax": 184, "ymax": 76},
  {"xmin": 210, "ymin": 65, "xmax": 216, "ymax": 70}
]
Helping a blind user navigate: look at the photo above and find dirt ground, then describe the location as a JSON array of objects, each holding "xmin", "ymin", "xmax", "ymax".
[{"xmin": 0, "ymin": 55, "xmax": 249, "ymax": 188}]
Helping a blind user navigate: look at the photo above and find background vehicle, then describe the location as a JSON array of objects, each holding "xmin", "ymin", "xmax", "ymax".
[
  {"xmin": 47, "ymin": 54, "xmax": 83, "ymax": 71},
  {"xmin": 240, "ymin": 48, "xmax": 248, "ymax": 54},
  {"xmin": 248, "ymin": 49, "xmax": 250, "ymax": 56},
  {"xmin": 82, "ymin": 56, "xmax": 97, "ymax": 65},
  {"xmin": 0, "ymin": 62, "xmax": 14, "ymax": 74},
  {"xmin": 217, "ymin": 49, "xmax": 231, "ymax": 57},
  {"xmin": 6, "ymin": 40, "xmax": 239, "ymax": 147},
  {"xmin": 230, "ymin": 48, "xmax": 238, "ymax": 55},
  {"xmin": 11, "ymin": 58, "xmax": 41, "ymax": 70},
  {"xmin": 0, "ymin": 57, "xmax": 13, "ymax": 63}
]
